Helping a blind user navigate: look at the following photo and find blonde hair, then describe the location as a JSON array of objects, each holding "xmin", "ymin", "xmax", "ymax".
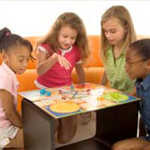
[
  {"xmin": 100, "ymin": 5, "xmax": 136, "ymax": 62},
  {"xmin": 38, "ymin": 12, "xmax": 89, "ymax": 61}
]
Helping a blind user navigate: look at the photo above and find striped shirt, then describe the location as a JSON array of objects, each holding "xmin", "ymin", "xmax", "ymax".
[{"xmin": 104, "ymin": 47, "xmax": 135, "ymax": 93}]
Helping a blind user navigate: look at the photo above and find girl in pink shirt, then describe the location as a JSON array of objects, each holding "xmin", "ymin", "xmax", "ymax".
[
  {"xmin": 34, "ymin": 12, "xmax": 90, "ymax": 144},
  {"xmin": 0, "ymin": 27, "xmax": 33, "ymax": 149}
]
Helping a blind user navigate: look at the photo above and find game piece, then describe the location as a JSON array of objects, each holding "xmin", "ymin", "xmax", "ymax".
[
  {"xmin": 70, "ymin": 85, "xmax": 74, "ymax": 90},
  {"xmin": 59, "ymin": 89, "xmax": 62, "ymax": 94},
  {"xmin": 71, "ymin": 91, "xmax": 78, "ymax": 99},
  {"xmin": 46, "ymin": 91, "xmax": 51, "ymax": 96},
  {"xmin": 97, "ymin": 97, "xmax": 104, "ymax": 101},
  {"xmin": 62, "ymin": 96, "xmax": 67, "ymax": 100},
  {"xmin": 40, "ymin": 89, "xmax": 47, "ymax": 95},
  {"xmin": 86, "ymin": 89, "xmax": 91, "ymax": 94}
]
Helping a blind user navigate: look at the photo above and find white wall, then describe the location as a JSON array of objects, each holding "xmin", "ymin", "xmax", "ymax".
[{"xmin": 0, "ymin": 0, "xmax": 150, "ymax": 37}]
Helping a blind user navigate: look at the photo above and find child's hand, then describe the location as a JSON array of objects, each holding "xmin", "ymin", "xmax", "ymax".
[{"xmin": 56, "ymin": 53, "xmax": 72, "ymax": 70}]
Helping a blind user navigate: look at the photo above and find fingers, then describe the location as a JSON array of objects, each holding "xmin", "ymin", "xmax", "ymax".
[{"xmin": 57, "ymin": 55, "xmax": 71, "ymax": 70}]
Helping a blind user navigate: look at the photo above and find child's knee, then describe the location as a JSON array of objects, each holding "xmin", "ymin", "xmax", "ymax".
[
  {"xmin": 111, "ymin": 142, "xmax": 124, "ymax": 150},
  {"xmin": 111, "ymin": 143, "xmax": 118, "ymax": 150},
  {"xmin": 111, "ymin": 143, "xmax": 117, "ymax": 150},
  {"xmin": 57, "ymin": 117, "xmax": 77, "ymax": 144},
  {"xmin": 57, "ymin": 134, "xmax": 73, "ymax": 144},
  {"xmin": 57, "ymin": 124, "xmax": 77, "ymax": 144}
]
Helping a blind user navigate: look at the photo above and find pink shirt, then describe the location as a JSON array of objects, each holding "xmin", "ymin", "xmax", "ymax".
[
  {"xmin": 37, "ymin": 44, "xmax": 81, "ymax": 87},
  {"xmin": 0, "ymin": 62, "xmax": 19, "ymax": 128}
]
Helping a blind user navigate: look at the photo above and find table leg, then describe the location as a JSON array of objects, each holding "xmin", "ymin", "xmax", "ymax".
[{"xmin": 22, "ymin": 99, "xmax": 55, "ymax": 150}]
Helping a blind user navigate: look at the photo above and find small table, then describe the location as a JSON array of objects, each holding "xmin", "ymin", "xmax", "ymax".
[{"xmin": 21, "ymin": 83, "xmax": 140, "ymax": 150}]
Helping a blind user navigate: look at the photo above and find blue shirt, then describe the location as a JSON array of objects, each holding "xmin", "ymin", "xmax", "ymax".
[{"xmin": 136, "ymin": 74, "xmax": 150, "ymax": 133}]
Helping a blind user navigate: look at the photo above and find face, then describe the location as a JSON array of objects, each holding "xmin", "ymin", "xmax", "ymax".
[
  {"xmin": 3, "ymin": 45, "xmax": 30, "ymax": 74},
  {"xmin": 125, "ymin": 49, "xmax": 149, "ymax": 79},
  {"xmin": 58, "ymin": 25, "xmax": 78, "ymax": 50},
  {"xmin": 102, "ymin": 18, "xmax": 127, "ymax": 46}
]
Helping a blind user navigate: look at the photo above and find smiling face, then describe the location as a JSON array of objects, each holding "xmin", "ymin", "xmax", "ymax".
[
  {"xmin": 102, "ymin": 18, "xmax": 126, "ymax": 46},
  {"xmin": 58, "ymin": 25, "xmax": 78, "ymax": 50},
  {"xmin": 125, "ymin": 49, "xmax": 150, "ymax": 80},
  {"xmin": 2, "ymin": 45, "xmax": 30, "ymax": 74}
]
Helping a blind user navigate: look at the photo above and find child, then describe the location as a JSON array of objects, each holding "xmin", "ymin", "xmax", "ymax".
[
  {"xmin": 0, "ymin": 27, "xmax": 33, "ymax": 149},
  {"xmin": 34, "ymin": 12, "xmax": 90, "ymax": 143},
  {"xmin": 112, "ymin": 39, "xmax": 150, "ymax": 150},
  {"xmin": 100, "ymin": 5, "xmax": 136, "ymax": 94}
]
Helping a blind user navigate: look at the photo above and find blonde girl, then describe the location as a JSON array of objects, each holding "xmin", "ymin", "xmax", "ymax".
[
  {"xmin": 0, "ymin": 27, "xmax": 33, "ymax": 149},
  {"xmin": 34, "ymin": 12, "xmax": 90, "ymax": 144},
  {"xmin": 100, "ymin": 5, "xmax": 136, "ymax": 93}
]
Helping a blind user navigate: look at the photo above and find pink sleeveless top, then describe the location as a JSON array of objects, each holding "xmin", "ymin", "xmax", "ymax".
[{"xmin": 0, "ymin": 62, "xmax": 19, "ymax": 128}]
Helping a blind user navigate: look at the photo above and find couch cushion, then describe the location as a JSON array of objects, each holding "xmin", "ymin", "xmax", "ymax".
[
  {"xmin": 71, "ymin": 67, "xmax": 104, "ymax": 84},
  {"xmin": 84, "ymin": 36, "xmax": 103, "ymax": 67}
]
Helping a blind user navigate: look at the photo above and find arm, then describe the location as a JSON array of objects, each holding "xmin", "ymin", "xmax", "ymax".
[
  {"xmin": 75, "ymin": 63, "xmax": 85, "ymax": 84},
  {"xmin": 37, "ymin": 50, "xmax": 71, "ymax": 76},
  {"xmin": 0, "ymin": 89, "xmax": 22, "ymax": 128},
  {"xmin": 129, "ymin": 86, "xmax": 136, "ymax": 96},
  {"xmin": 36, "ymin": 51, "xmax": 58, "ymax": 75},
  {"xmin": 100, "ymin": 70, "xmax": 108, "ymax": 85}
]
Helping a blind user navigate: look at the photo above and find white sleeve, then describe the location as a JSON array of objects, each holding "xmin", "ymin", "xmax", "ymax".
[
  {"xmin": 38, "ymin": 46, "xmax": 48, "ymax": 53},
  {"xmin": 76, "ymin": 60, "xmax": 82, "ymax": 64}
]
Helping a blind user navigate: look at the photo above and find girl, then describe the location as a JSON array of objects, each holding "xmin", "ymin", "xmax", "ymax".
[
  {"xmin": 35, "ymin": 12, "xmax": 89, "ymax": 88},
  {"xmin": 0, "ymin": 27, "xmax": 33, "ymax": 149},
  {"xmin": 100, "ymin": 5, "xmax": 136, "ymax": 94},
  {"xmin": 112, "ymin": 39, "xmax": 150, "ymax": 150},
  {"xmin": 34, "ymin": 12, "xmax": 90, "ymax": 143}
]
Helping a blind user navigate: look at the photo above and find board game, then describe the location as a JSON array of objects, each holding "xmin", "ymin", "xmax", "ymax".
[{"xmin": 19, "ymin": 83, "xmax": 140, "ymax": 119}]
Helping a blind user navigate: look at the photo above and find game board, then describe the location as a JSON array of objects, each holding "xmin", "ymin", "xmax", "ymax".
[{"xmin": 19, "ymin": 83, "xmax": 140, "ymax": 119}]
